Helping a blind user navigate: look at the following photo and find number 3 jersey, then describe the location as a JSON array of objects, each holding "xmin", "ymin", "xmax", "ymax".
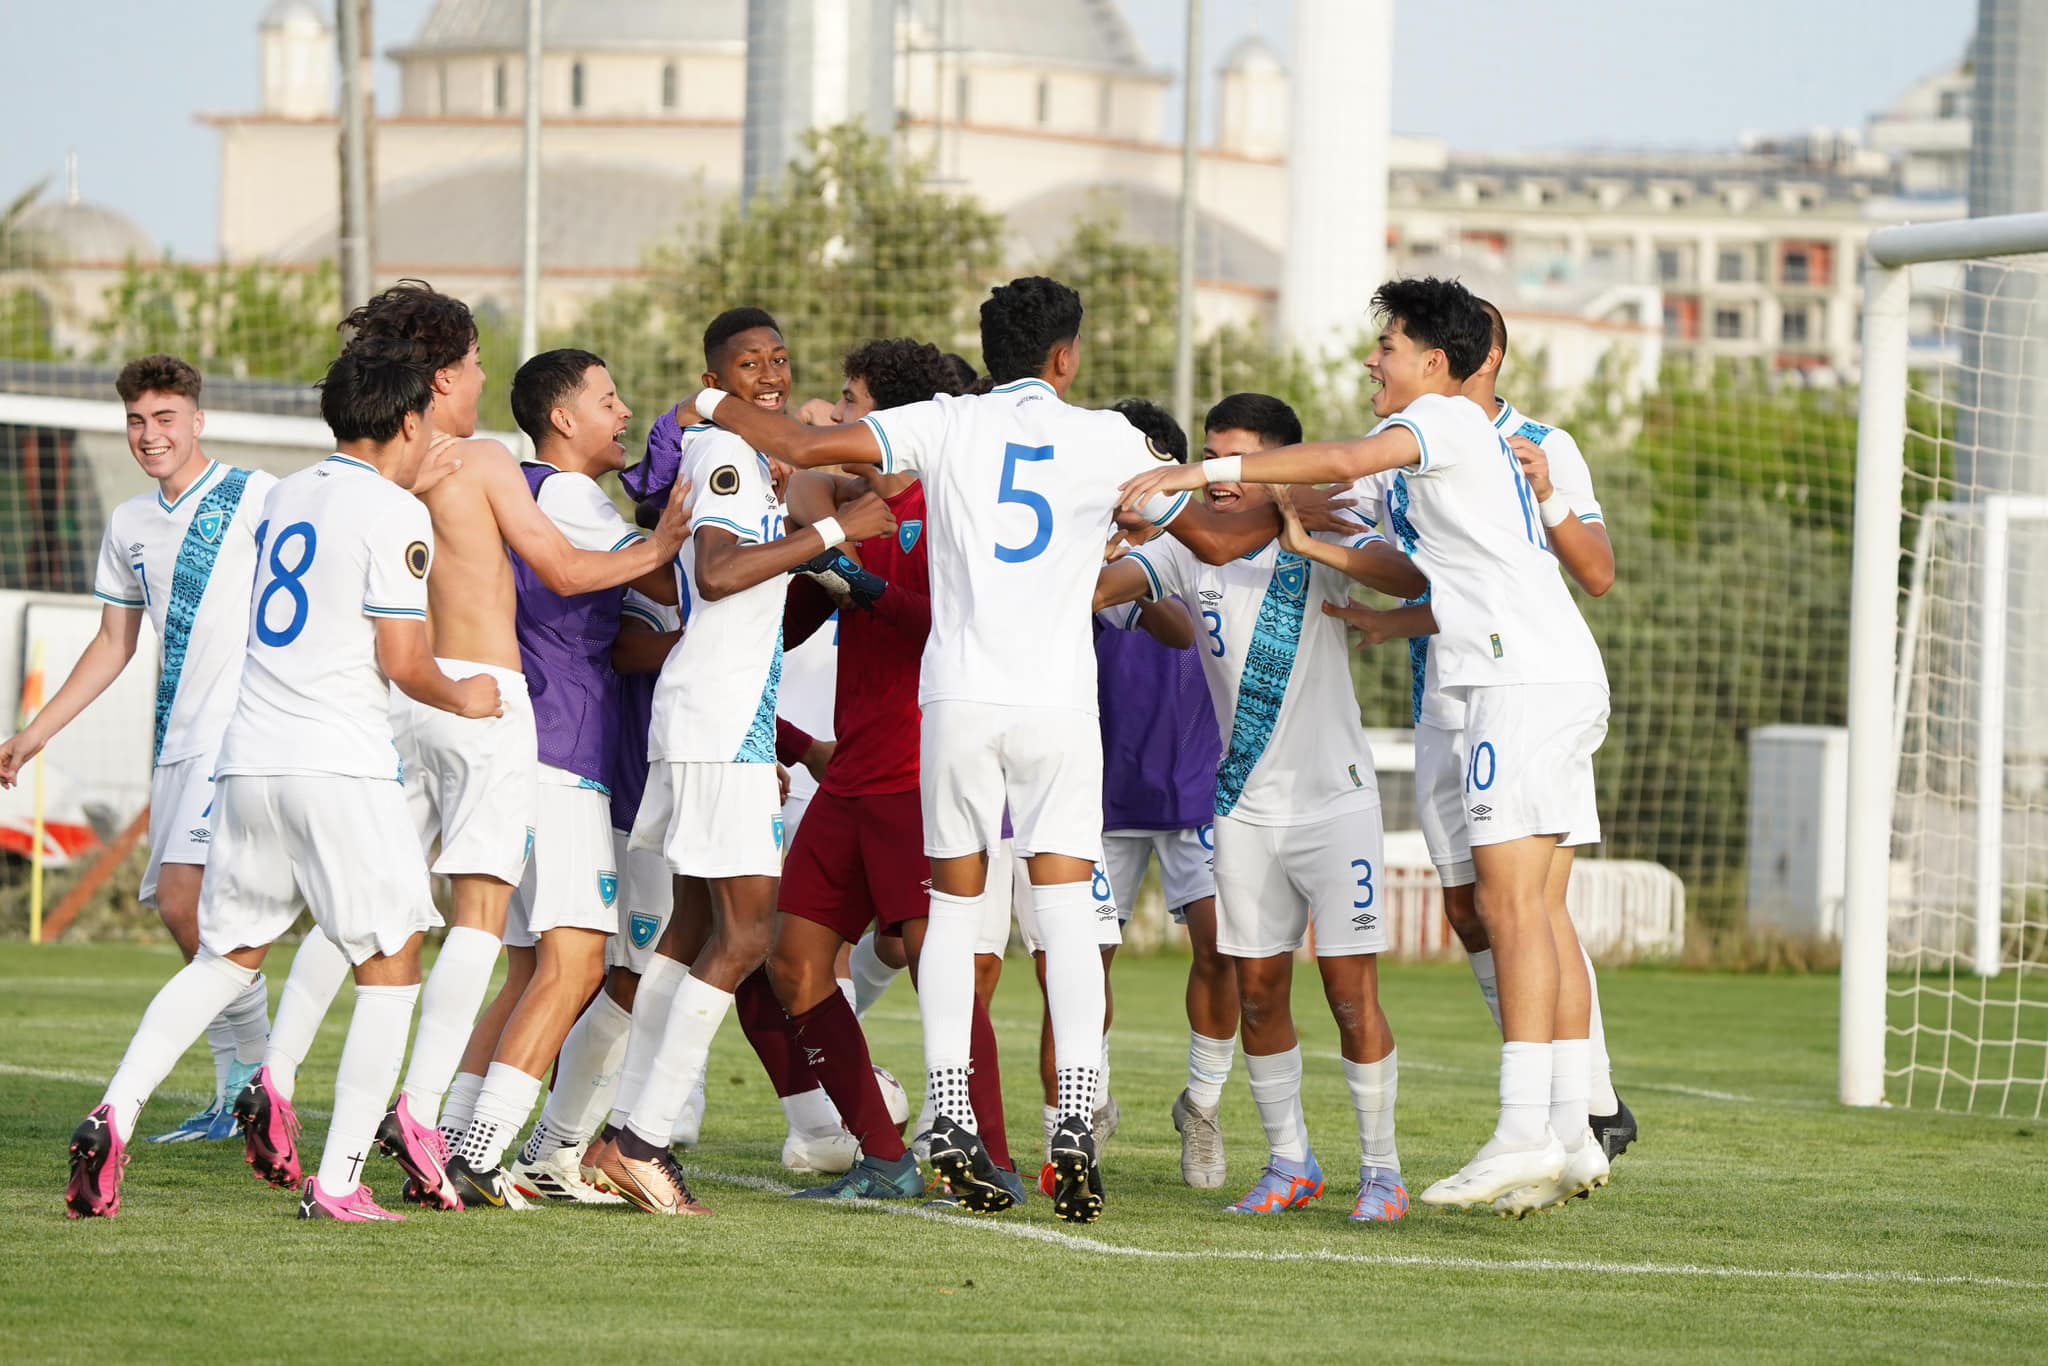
[
  {"xmin": 859, "ymin": 378, "xmax": 1190, "ymax": 715},
  {"xmin": 215, "ymin": 454, "xmax": 434, "ymax": 782}
]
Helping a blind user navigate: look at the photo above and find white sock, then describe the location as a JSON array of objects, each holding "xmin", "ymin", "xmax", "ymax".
[
  {"xmin": 267, "ymin": 929, "xmax": 353, "ymax": 1102},
  {"xmin": 848, "ymin": 931, "xmax": 902, "ymax": 1018},
  {"xmin": 399, "ymin": 926, "xmax": 500, "ymax": 1124},
  {"xmin": 439, "ymin": 1071, "xmax": 485, "ymax": 1144},
  {"xmin": 205, "ymin": 1014, "xmax": 237, "ymax": 1102},
  {"xmin": 103, "ymin": 953, "xmax": 255, "ymax": 1143},
  {"xmin": 836, "ymin": 977, "xmax": 857, "ymax": 1011},
  {"xmin": 1494, "ymin": 1040, "xmax": 1555, "ymax": 1151},
  {"xmin": 918, "ymin": 890, "xmax": 980, "ymax": 1128},
  {"xmin": 626, "ymin": 975, "xmax": 735, "ymax": 1148},
  {"xmin": 1244, "ymin": 1046, "xmax": 1309, "ymax": 1164},
  {"xmin": 316, "ymin": 983, "xmax": 419, "ymax": 1198},
  {"xmin": 782, "ymin": 1086, "xmax": 841, "ymax": 1139},
  {"xmin": 531, "ymin": 989, "xmax": 632, "ymax": 1152},
  {"xmin": 1549, "ymin": 1037, "xmax": 1592, "ymax": 1150},
  {"xmin": 1187, "ymin": 1032, "xmax": 1235, "ymax": 1108},
  {"xmin": 1096, "ymin": 1034, "xmax": 1113, "ymax": 1110},
  {"xmin": 458, "ymin": 1061, "xmax": 544, "ymax": 1172},
  {"xmin": 672, "ymin": 1072, "xmax": 707, "ymax": 1147},
  {"xmin": 1041, "ymin": 1103, "xmax": 1059, "ymax": 1158},
  {"xmin": 1584, "ymin": 947, "xmax": 1618, "ymax": 1113},
  {"xmin": 1468, "ymin": 948, "xmax": 1503, "ymax": 1033},
  {"xmin": 606, "ymin": 954, "xmax": 686, "ymax": 1130},
  {"xmin": 224, "ymin": 976, "xmax": 269, "ymax": 1066},
  {"xmin": 1344, "ymin": 1048, "xmax": 1400, "ymax": 1173},
  {"xmin": 911, "ymin": 1088, "xmax": 935, "ymax": 1141},
  {"xmin": 1034, "ymin": 881, "xmax": 1105, "ymax": 1119}
]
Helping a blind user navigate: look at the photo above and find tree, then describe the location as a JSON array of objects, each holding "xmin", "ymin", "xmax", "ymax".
[{"xmin": 90, "ymin": 259, "xmax": 341, "ymax": 384}]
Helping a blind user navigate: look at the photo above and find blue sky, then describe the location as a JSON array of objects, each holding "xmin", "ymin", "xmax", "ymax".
[{"xmin": 2, "ymin": 0, "xmax": 1973, "ymax": 259}]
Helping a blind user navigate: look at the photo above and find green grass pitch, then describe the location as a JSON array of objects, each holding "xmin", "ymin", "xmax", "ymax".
[{"xmin": 3, "ymin": 941, "xmax": 2045, "ymax": 1362}]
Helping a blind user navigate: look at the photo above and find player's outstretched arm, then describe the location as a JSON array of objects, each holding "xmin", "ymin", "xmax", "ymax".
[
  {"xmin": 1121, "ymin": 427, "xmax": 1421, "ymax": 512},
  {"xmin": 1323, "ymin": 599, "xmax": 1438, "ymax": 646},
  {"xmin": 480, "ymin": 442, "xmax": 693, "ymax": 598},
  {"xmin": 1133, "ymin": 598, "xmax": 1196, "ymax": 650},
  {"xmin": 782, "ymin": 469, "xmax": 871, "ymax": 529},
  {"xmin": 1510, "ymin": 435, "xmax": 1614, "ymax": 597},
  {"xmin": 1273, "ymin": 489, "xmax": 1429, "ymax": 599},
  {"xmin": 695, "ymin": 388, "xmax": 884, "ymax": 470},
  {"xmin": 695, "ymin": 493, "xmax": 895, "ymax": 601},
  {"xmin": 1093, "ymin": 558, "xmax": 1156, "ymax": 614},
  {"xmin": 613, "ymin": 614, "xmax": 680, "ymax": 676},
  {"xmin": 376, "ymin": 616, "xmax": 504, "ymax": 718},
  {"xmin": 0, "ymin": 604, "xmax": 143, "ymax": 788}
]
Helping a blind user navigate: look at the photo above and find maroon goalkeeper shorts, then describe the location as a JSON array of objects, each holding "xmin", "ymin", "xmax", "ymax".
[{"xmin": 779, "ymin": 788, "xmax": 928, "ymax": 940}]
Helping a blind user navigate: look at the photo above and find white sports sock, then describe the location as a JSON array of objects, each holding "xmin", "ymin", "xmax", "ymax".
[
  {"xmin": 1041, "ymin": 1103, "xmax": 1059, "ymax": 1158},
  {"xmin": 848, "ymin": 932, "xmax": 901, "ymax": 1018},
  {"xmin": 626, "ymin": 975, "xmax": 735, "ymax": 1148},
  {"xmin": 605, "ymin": 954, "xmax": 685, "ymax": 1130},
  {"xmin": 836, "ymin": 977, "xmax": 857, "ymax": 1011},
  {"xmin": 532, "ymin": 989, "xmax": 632, "ymax": 1152},
  {"xmin": 204, "ymin": 1015, "xmax": 236, "ymax": 1102},
  {"xmin": 224, "ymin": 976, "xmax": 270, "ymax": 1066},
  {"xmin": 672, "ymin": 1072, "xmax": 707, "ymax": 1147},
  {"xmin": 316, "ymin": 983, "xmax": 419, "ymax": 1198},
  {"xmin": 103, "ymin": 953, "xmax": 255, "ymax": 1143},
  {"xmin": 1344, "ymin": 1048, "xmax": 1400, "ymax": 1173},
  {"xmin": 918, "ymin": 890, "xmax": 980, "ymax": 1127},
  {"xmin": 782, "ymin": 1086, "xmax": 841, "ymax": 1139},
  {"xmin": 1494, "ymin": 1040, "xmax": 1555, "ymax": 1151},
  {"xmin": 400, "ymin": 926, "xmax": 500, "ymax": 1124},
  {"xmin": 1096, "ymin": 1034, "xmax": 1113, "ymax": 1110},
  {"xmin": 1244, "ymin": 1046, "xmax": 1309, "ymax": 1164},
  {"xmin": 911, "ymin": 1088, "xmax": 935, "ymax": 1141},
  {"xmin": 1549, "ymin": 1037, "xmax": 1592, "ymax": 1150},
  {"xmin": 1468, "ymin": 948, "xmax": 1504, "ymax": 1033},
  {"xmin": 458, "ymin": 1062, "xmax": 544, "ymax": 1172},
  {"xmin": 1187, "ymin": 1032, "xmax": 1235, "ymax": 1108},
  {"xmin": 267, "ymin": 930, "xmax": 352, "ymax": 1102},
  {"xmin": 1033, "ymin": 881, "xmax": 1106, "ymax": 1119},
  {"xmin": 439, "ymin": 1071, "xmax": 485, "ymax": 1144},
  {"xmin": 1584, "ymin": 947, "xmax": 1619, "ymax": 1113}
]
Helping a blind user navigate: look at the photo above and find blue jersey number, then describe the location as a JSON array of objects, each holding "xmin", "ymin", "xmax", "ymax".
[
  {"xmin": 1351, "ymin": 858, "xmax": 1375, "ymax": 909},
  {"xmin": 254, "ymin": 520, "xmax": 318, "ymax": 647},
  {"xmin": 761, "ymin": 511, "xmax": 786, "ymax": 542},
  {"xmin": 1497, "ymin": 436, "xmax": 1546, "ymax": 549},
  {"xmin": 1467, "ymin": 740, "xmax": 1497, "ymax": 793},
  {"xmin": 994, "ymin": 443, "xmax": 1055, "ymax": 563},
  {"xmin": 1201, "ymin": 608, "xmax": 1226, "ymax": 657}
]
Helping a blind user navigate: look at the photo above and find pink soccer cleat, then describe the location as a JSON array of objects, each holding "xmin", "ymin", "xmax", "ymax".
[
  {"xmin": 232, "ymin": 1065, "xmax": 303, "ymax": 1189},
  {"xmin": 298, "ymin": 1178, "xmax": 405, "ymax": 1222},
  {"xmin": 376, "ymin": 1094, "xmax": 461, "ymax": 1210},
  {"xmin": 65, "ymin": 1104, "xmax": 128, "ymax": 1219}
]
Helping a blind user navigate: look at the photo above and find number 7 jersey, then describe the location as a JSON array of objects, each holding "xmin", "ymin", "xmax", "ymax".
[
  {"xmin": 214, "ymin": 454, "xmax": 435, "ymax": 782},
  {"xmin": 860, "ymin": 378, "xmax": 1190, "ymax": 714}
]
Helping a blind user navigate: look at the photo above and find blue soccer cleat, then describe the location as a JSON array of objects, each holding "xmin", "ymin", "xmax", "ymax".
[
  {"xmin": 1227, "ymin": 1152, "xmax": 1325, "ymax": 1215},
  {"xmin": 1350, "ymin": 1166, "xmax": 1410, "ymax": 1223}
]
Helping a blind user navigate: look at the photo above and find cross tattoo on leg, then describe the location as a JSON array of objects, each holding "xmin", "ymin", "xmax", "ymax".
[{"xmin": 346, "ymin": 1150, "xmax": 366, "ymax": 1184}]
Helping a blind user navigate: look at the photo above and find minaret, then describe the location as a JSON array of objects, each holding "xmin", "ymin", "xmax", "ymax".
[{"xmin": 261, "ymin": 0, "xmax": 335, "ymax": 119}]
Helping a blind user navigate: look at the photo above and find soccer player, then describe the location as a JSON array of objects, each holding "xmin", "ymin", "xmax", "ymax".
[
  {"xmin": 1096, "ymin": 392, "xmax": 1422, "ymax": 1222},
  {"xmin": 1121, "ymin": 279, "xmax": 1612, "ymax": 1216},
  {"xmin": 0, "ymin": 355, "xmax": 285, "ymax": 1143},
  {"xmin": 686, "ymin": 277, "xmax": 1192, "ymax": 1223},
  {"xmin": 586, "ymin": 307, "xmax": 894, "ymax": 1216},
  {"xmin": 62, "ymin": 338, "xmax": 502, "ymax": 1221}
]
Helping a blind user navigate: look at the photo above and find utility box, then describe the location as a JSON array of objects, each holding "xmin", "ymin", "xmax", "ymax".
[{"xmin": 1746, "ymin": 725, "xmax": 1850, "ymax": 939}]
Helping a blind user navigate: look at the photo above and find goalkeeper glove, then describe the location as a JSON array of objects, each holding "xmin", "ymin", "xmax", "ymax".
[{"xmin": 799, "ymin": 548, "xmax": 886, "ymax": 610}]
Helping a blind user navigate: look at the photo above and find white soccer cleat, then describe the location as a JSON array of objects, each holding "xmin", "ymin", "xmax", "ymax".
[
  {"xmin": 1491, "ymin": 1136, "xmax": 1611, "ymax": 1219},
  {"xmin": 510, "ymin": 1143, "xmax": 626, "ymax": 1205},
  {"xmin": 670, "ymin": 1075, "xmax": 707, "ymax": 1150},
  {"xmin": 1419, "ymin": 1134, "xmax": 1568, "ymax": 1210},
  {"xmin": 783, "ymin": 1128, "xmax": 860, "ymax": 1175}
]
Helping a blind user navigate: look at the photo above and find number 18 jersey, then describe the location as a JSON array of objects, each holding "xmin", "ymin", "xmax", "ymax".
[{"xmin": 215, "ymin": 454, "xmax": 434, "ymax": 782}]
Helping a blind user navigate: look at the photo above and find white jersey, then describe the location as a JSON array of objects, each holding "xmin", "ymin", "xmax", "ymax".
[
  {"xmin": 861, "ymin": 378, "xmax": 1189, "ymax": 714},
  {"xmin": 92, "ymin": 460, "xmax": 276, "ymax": 767},
  {"xmin": 647, "ymin": 424, "xmax": 785, "ymax": 764},
  {"xmin": 532, "ymin": 464, "xmax": 645, "ymax": 554},
  {"xmin": 1129, "ymin": 532, "xmax": 1380, "ymax": 827},
  {"xmin": 215, "ymin": 454, "xmax": 433, "ymax": 781}
]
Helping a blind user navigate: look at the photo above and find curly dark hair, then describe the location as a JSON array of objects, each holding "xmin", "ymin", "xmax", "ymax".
[
  {"xmin": 843, "ymin": 338, "xmax": 960, "ymax": 410},
  {"xmin": 115, "ymin": 354, "xmax": 202, "ymax": 404},
  {"xmin": 1111, "ymin": 397, "xmax": 1188, "ymax": 464},
  {"xmin": 319, "ymin": 335, "xmax": 434, "ymax": 444},
  {"xmin": 979, "ymin": 276, "xmax": 1083, "ymax": 384},
  {"xmin": 1372, "ymin": 276, "xmax": 1492, "ymax": 381},
  {"xmin": 941, "ymin": 352, "xmax": 977, "ymax": 393},
  {"xmin": 341, "ymin": 279, "xmax": 478, "ymax": 373}
]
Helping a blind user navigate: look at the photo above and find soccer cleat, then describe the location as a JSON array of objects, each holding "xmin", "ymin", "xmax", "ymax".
[
  {"xmin": 1350, "ymin": 1166, "xmax": 1410, "ymax": 1223},
  {"xmin": 446, "ymin": 1155, "xmax": 534, "ymax": 1211},
  {"xmin": 1092, "ymin": 1094, "xmax": 1121, "ymax": 1147},
  {"xmin": 791, "ymin": 1153, "xmax": 925, "ymax": 1202},
  {"xmin": 1493, "ymin": 1139, "xmax": 1611, "ymax": 1219},
  {"xmin": 376, "ymin": 1094, "xmax": 462, "ymax": 1211},
  {"xmin": 510, "ymin": 1143, "xmax": 624, "ymax": 1205},
  {"xmin": 782, "ymin": 1127, "xmax": 860, "ymax": 1176},
  {"xmin": 1590, "ymin": 1094, "xmax": 1638, "ymax": 1162},
  {"xmin": 995, "ymin": 1165, "xmax": 1029, "ymax": 1207},
  {"xmin": 1048, "ymin": 1116, "xmax": 1104, "ymax": 1225},
  {"xmin": 909, "ymin": 1128, "xmax": 934, "ymax": 1166},
  {"xmin": 926, "ymin": 1118, "xmax": 1016, "ymax": 1215},
  {"xmin": 1227, "ymin": 1153, "xmax": 1325, "ymax": 1215},
  {"xmin": 149, "ymin": 1096, "xmax": 238, "ymax": 1144},
  {"xmin": 594, "ymin": 1139, "xmax": 710, "ymax": 1216},
  {"xmin": 1171, "ymin": 1089, "xmax": 1227, "ymax": 1189},
  {"xmin": 65, "ymin": 1105, "xmax": 128, "ymax": 1219},
  {"xmin": 1419, "ymin": 1134, "xmax": 1568, "ymax": 1211},
  {"xmin": 232, "ymin": 1066, "xmax": 302, "ymax": 1189},
  {"xmin": 581, "ymin": 1131, "xmax": 623, "ymax": 1195},
  {"xmin": 298, "ymin": 1178, "xmax": 404, "ymax": 1222}
]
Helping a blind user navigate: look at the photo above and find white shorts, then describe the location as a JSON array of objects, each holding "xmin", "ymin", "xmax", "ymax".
[
  {"xmin": 631, "ymin": 760, "xmax": 784, "ymax": 879},
  {"xmin": 1012, "ymin": 848, "xmax": 1123, "ymax": 954},
  {"xmin": 1211, "ymin": 804, "xmax": 1388, "ymax": 959},
  {"xmin": 783, "ymin": 788, "xmax": 814, "ymax": 851},
  {"xmin": 140, "ymin": 755, "xmax": 217, "ymax": 908},
  {"xmin": 507, "ymin": 769, "xmax": 620, "ymax": 949},
  {"xmin": 1457, "ymin": 683, "xmax": 1608, "ymax": 849},
  {"xmin": 1103, "ymin": 825, "xmax": 1216, "ymax": 922},
  {"xmin": 198, "ymin": 773, "xmax": 440, "ymax": 966},
  {"xmin": 395, "ymin": 659, "xmax": 538, "ymax": 885},
  {"xmin": 1414, "ymin": 722, "xmax": 1475, "ymax": 888},
  {"xmin": 607, "ymin": 828, "xmax": 675, "ymax": 973},
  {"xmin": 921, "ymin": 701, "xmax": 1102, "ymax": 862}
]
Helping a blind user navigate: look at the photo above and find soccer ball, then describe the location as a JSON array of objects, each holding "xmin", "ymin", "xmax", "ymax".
[{"xmin": 872, "ymin": 1065, "xmax": 911, "ymax": 1136}]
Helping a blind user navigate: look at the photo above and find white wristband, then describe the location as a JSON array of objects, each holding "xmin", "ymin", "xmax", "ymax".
[
  {"xmin": 1538, "ymin": 492, "xmax": 1573, "ymax": 528},
  {"xmin": 813, "ymin": 516, "xmax": 846, "ymax": 550},
  {"xmin": 693, "ymin": 387, "xmax": 728, "ymax": 422},
  {"xmin": 1203, "ymin": 454, "xmax": 1242, "ymax": 485}
]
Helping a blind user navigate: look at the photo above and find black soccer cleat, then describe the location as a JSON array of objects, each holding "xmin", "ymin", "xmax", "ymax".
[
  {"xmin": 926, "ymin": 1118, "xmax": 1015, "ymax": 1215},
  {"xmin": 1049, "ymin": 1116, "xmax": 1104, "ymax": 1225},
  {"xmin": 445, "ymin": 1155, "xmax": 531, "ymax": 1211},
  {"xmin": 1590, "ymin": 1094, "xmax": 1638, "ymax": 1163}
]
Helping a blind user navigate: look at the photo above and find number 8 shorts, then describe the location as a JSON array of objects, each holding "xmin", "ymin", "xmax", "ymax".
[{"xmin": 1211, "ymin": 803, "xmax": 1387, "ymax": 959}]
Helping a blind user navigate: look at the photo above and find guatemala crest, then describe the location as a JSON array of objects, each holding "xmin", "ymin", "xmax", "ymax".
[
  {"xmin": 598, "ymin": 872, "xmax": 619, "ymax": 908},
  {"xmin": 898, "ymin": 519, "xmax": 923, "ymax": 554},
  {"xmin": 629, "ymin": 912, "xmax": 659, "ymax": 949},
  {"xmin": 1274, "ymin": 552, "xmax": 1308, "ymax": 602},
  {"xmin": 772, "ymin": 813, "xmax": 786, "ymax": 851},
  {"xmin": 194, "ymin": 510, "xmax": 225, "ymax": 545}
]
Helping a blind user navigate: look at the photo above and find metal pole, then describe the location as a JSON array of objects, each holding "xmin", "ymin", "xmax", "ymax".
[
  {"xmin": 1974, "ymin": 495, "xmax": 2010, "ymax": 978},
  {"xmin": 336, "ymin": 0, "xmax": 372, "ymax": 308},
  {"xmin": 1171, "ymin": 0, "xmax": 1202, "ymax": 440},
  {"xmin": 519, "ymin": 0, "xmax": 543, "ymax": 363}
]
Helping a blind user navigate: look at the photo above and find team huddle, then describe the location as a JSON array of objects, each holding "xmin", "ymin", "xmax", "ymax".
[{"xmin": 3, "ymin": 271, "xmax": 1636, "ymax": 1227}]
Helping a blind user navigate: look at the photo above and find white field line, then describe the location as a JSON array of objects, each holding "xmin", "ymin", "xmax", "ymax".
[{"xmin": 0, "ymin": 1062, "xmax": 334, "ymax": 1121}]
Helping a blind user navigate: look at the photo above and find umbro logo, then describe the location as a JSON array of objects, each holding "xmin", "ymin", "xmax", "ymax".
[
  {"xmin": 128, "ymin": 542, "xmax": 144, "ymax": 554},
  {"xmin": 188, "ymin": 828, "xmax": 212, "ymax": 843},
  {"xmin": 1470, "ymin": 805, "xmax": 1493, "ymax": 820},
  {"xmin": 1353, "ymin": 912, "xmax": 1377, "ymax": 932}
]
